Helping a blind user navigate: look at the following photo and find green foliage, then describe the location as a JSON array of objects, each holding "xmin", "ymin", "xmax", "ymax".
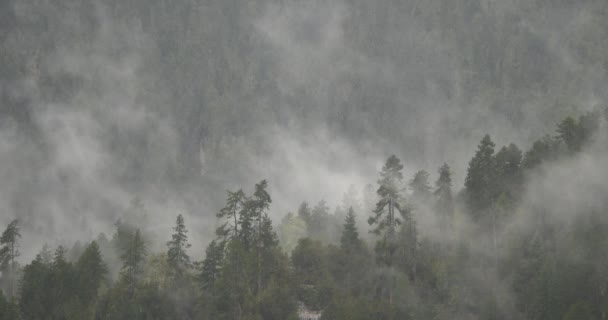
[
  {"xmin": 340, "ymin": 208, "xmax": 362, "ymax": 252},
  {"xmin": 96, "ymin": 281, "xmax": 178, "ymax": 320},
  {"xmin": 495, "ymin": 143, "xmax": 523, "ymax": 200},
  {"xmin": 199, "ymin": 240, "xmax": 225, "ymax": 290},
  {"xmin": 5, "ymin": 110, "xmax": 608, "ymax": 320},
  {"xmin": 297, "ymin": 202, "xmax": 312, "ymax": 227},
  {"xmin": 120, "ymin": 229, "xmax": 146, "ymax": 290},
  {"xmin": 18, "ymin": 254, "xmax": 49, "ymax": 320},
  {"xmin": 0, "ymin": 291, "xmax": 18, "ymax": 320},
  {"xmin": 556, "ymin": 111, "xmax": 600, "ymax": 154},
  {"xmin": 216, "ymin": 189, "xmax": 246, "ymax": 239},
  {"xmin": 292, "ymin": 238, "xmax": 333, "ymax": 310},
  {"xmin": 465, "ymin": 134, "xmax": 498, "ymax": 221},
  {"xmin": 278, "ymin": 213, "xmax": 307, "ymax": 253},
  {"xmin": 369, "ymin": 155, "xmax": 407, "ymax": 247},
  {"xmin": 75, "ymin": 241, "xmax": 107, "ymax": 317},
  {"xmin": 308, "ymin": 200, "xmax": 331, "ymax": 242},
  {"xmin": 522, "ymin": 135, "xmax": 562, "ymax": 169},
  {"xmin": 166, "ymin": 214, "xmax": 192, "ymax": 279}
]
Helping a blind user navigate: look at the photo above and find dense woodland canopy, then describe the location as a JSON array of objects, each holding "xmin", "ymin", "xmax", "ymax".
[{"xmin": 2, "ymin": 0, "xmax": 608, "ymax": 319}]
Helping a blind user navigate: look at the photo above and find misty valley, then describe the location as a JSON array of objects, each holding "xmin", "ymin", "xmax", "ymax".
[{"xmin": 2, "ymin": 0, "xmax": 608, "ymax": 319}]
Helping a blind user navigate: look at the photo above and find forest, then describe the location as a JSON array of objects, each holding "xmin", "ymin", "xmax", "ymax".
[
  {"xmin": 2, "ymin": 0, "xmax": 608, "ymax": 319},
  {"xmin": 1, "ymin": 108, "xmax": 608, "ymax": 319}
]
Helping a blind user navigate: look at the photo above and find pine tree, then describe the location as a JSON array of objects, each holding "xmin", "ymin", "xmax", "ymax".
[
  {"xmin": 341, "ymin": 207, "xmax": 362, "ymax": 252},
  {"xmin": 434, "ymin": 163, "xmax": 454, "ymax": 232},
  {"xmin": 0, "ymin": 219, "xmax": 20, "ymax": 298},
  {"xmin": 465, "ymin": 134, "xmax": 498, "ymax": 221},
  {"xmin": 495, "ymin": 143, "xmax": 523, "ymax": 199},
  {"xmin": 19, "ymin": 254, "xmax": 50, "ymax": 320},
  {"xmin": 49, "ymin": 246, "xmax": 76, "ymax": 319},
  {"xmin": 167, "ymin": 214, "xmax": 192, "ymax": 279},
  {"xmin": 409, "ymin": 170, "xmax": 432, "ymax": 202},
  {"xmin": 0, "ymin": 290, "xmax": 18, "ymax": 320},
  {"xmin": 248, "ymin": 180, "xmax": 272, "ymax": 295},
  {"xmin": 278, "ymin": 213, "xmax": 307, "ymax": 254},
  {"xmin": 309, "ymin": 200, "xmax": 331, "ymax": 242},
  {"xmin": 216, "ymin": 189, "xmax": 246, "ymax": 240},
  {"xmin": 297, "ymin": 202, "xmax": 312, "ymax": 228},
  {"xmin": 557, "ymin": 116, "xmax": 583, "ymax": 153},
  {"xmin": 369, "ymin": 155, "xmax": 407, "ymax": 262},
  {"xmin": 199, "ymin": 240, "xmax": 225, "ymax": 290},
  {"xmin": 121, "ymin": 229, "xmax": 146, "ymax": 291},
  {"xmin": 76, "ymin": 241, "xmax": 107, "ymax": 306},
  {"xmin": 368, "ymin": 155, "xmax": 409, "ymax": 305},
  {"xmin": 522, "ymin": 135, "xmax": 561, "ymax": 169},
  {"xmin": 38, "ymin": 244, "xmax": 53, "ymax": 265}
]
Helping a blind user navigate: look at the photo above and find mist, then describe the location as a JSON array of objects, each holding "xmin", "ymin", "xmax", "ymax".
[{"xmin": 1, "ymin": 0, "xmax": 608, "ymax": 319}]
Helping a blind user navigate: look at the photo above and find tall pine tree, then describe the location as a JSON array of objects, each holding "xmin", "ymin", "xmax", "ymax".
[
  {"xmin": 368, "ymin": 155, "xmax": 410, "ymax": 304},
  {"xmin": 465, "ymin": 134, "xmax": 498, "ymax": 221},
  {"xmin": 0, "ymin": 219, "xmax": 20, "ymax": 298},
  {"xmin": 434, "ymin": 163, "xmax": 454, "ymax": 233},
  {"xmin": 167, "ymin": 214, "xmax": 192, "ymax": 280},
  {"xmin": 76, "ymin": 241, "xmax": 107, "ymax": 307},
  {"xmin": 216, "ymin": 189, "xmax": 246, "ymax": 240},
  {"xmin": 341, "ymin": 207, "xmax": 362, "ymax": 252},
  {"xmin": 369, "ymin": 155, "xmax": 407, "ymax": 265},
  {"xmin": 121, "ymin": 229, "xmax": 146, "ymax": 291}
]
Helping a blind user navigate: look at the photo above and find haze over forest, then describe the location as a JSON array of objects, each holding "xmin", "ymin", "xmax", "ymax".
[{"xmin": 1, "ymin": 0, "xmax": 608, "ymax": 319}]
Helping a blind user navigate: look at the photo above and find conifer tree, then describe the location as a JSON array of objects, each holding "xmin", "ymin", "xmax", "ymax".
[
  {"xmin": 121, "ymin": 229, "xmax": 146, "ymax": 290},
  {"xmin": 199, "ymin": 240, "xmax": 225, "ymax": 290},
  {"xmin": 216, "ymin": 189, "xmax": 246, "ymax": 240},
  {"xmin": 369, "ymin": 155, "xmax": 407, "ymax": 264},
  {"xmin": 368, "ymin": 155, "xmax": 410, "ymax": 304},
  {"xmin": 248, "ymin": 180, "xmax": 271, "ymax": 295},
  {"xmin": 522, "ymin": 135, "xmax": 561, "ymax": 169},
  {"xmin": 49, "ymin": 246, "xmax": 77, "ymax": 319},
  {"xmin": 76, "ymin": 241, "xmax": 107, "ymax": 306},
  {"xmin": 557, "ymin": 116, "xmax": 583, "ymax": 153},
  {"xmin": 167, "ymin": 214, "xmax": 192, "ymax": 279},
  {"xmin": 0, "ymin": 290, "xmax": 18, "ymax": 320},
  {"xmin": 409, "ymin": 170, "xmax": 432, "ymax": 203},
  {"xmin": 0, "ymin": 220, "xmax": 20, "ymax": 299},
  {"xmin": 341, "ymin": 207, "xmax": 362, "ymax": 252},
  {"xmin": 465, "ymin": 134, "xmax": 498, "ymax": 221},
  {"xmin": 434, "ymin": 163, "xmax": 454, "ymax": 232},
  {"xmin": 309, "ymin": 200, "xmax": 331, "ymax": 242},
  {"xmin": 297, "ymin": 202, "xmax": 312, "ymax": 228},
  {"xmin": 495, "ymin": 143, "xmax": 523, "ymax": 199},
  {"xmin": 19, "ymin": 254, "xmax": 50, "ymax": 319}
]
